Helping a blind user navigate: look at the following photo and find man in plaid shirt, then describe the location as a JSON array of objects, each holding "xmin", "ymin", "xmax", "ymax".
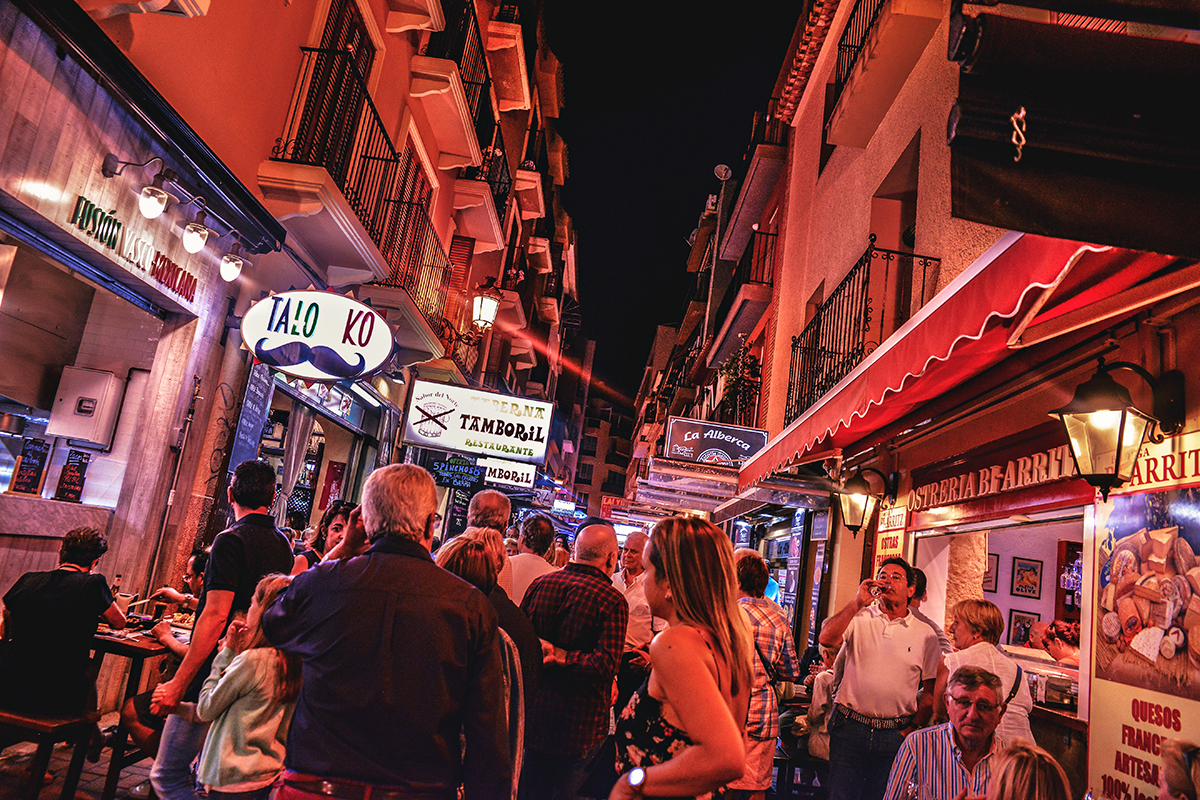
[
  {"xmin": 729, "ymin": 550, "xmax": 800, "ymax": 798},
  {"xmin": 519, "ymin": 520, "xmax": 627, "ymax": 800}
]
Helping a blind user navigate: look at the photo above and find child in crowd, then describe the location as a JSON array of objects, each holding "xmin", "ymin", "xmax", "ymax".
[{"xmin": 196, "ymin": 574, "xmax": 300, "ymax": 800}]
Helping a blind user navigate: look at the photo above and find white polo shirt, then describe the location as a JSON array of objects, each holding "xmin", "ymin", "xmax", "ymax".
[
  {"xmin": 836, "ymin": 603, "xmax": 941, "ymax": 719},
  {"xmin": 510, "ymin": 551, "xmax": 557, "ymax": 605},
  {"xmin": 612, "ymin": 569, "xmax": 665, "ymax": 650}
]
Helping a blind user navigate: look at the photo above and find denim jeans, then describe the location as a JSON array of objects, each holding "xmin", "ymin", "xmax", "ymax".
[
  {"xmin": 828, "ymin": 708, "xmax": 905, "ymax": 800},
  {"xmin": 518, "ymin": 740, "xmax": 603, "ymax": 800},
  {"xmin": 149, "ymin": 712, "xmax": 210, "ymax": 800}
]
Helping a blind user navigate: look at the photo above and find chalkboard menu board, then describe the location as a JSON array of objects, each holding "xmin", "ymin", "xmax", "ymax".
[
  {"xmin": 229, "ymin": 363, "xmax": 275, "ymax": 471},
  {"xmin": 8, "ymin": 437, "xmax": 51, "ymax": 495},
  {"xmin": 431, "ymin": 459, "xmax": 485, "ymax": 538},
  {"xmin": 55, "ymin": 449, "xmax": 91, "ymax": 503}
]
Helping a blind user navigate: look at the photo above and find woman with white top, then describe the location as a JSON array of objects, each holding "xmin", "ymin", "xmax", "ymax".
[{"xmin": 934, "ymin": 599, "xmax": 1035, "ymax": 745}]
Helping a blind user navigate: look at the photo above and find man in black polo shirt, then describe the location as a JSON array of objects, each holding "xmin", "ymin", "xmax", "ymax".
[{"xmin": 149, "ymin": 460, "xmax": 293, "ymax": 800}]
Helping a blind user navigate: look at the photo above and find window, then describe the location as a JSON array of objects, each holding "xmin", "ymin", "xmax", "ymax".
[
  {"xmin": 581, "ymin": 435, "xmax": 598, "ymax": 457},
  {"xmin": 576, "ymin": 462, "xmax": 594, "ymax": 483}
]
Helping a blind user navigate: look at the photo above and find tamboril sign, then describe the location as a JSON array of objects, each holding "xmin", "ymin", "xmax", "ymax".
[
  {"xmin": 241, "ymin": 291, "xmax": 392, "ymax": 382},
  {"xmin": 401, "ymin": 379, "xmax": 553, "ymax": 465}
]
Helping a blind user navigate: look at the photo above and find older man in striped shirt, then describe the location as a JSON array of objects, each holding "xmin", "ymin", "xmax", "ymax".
[{"xmin": 882, "ymin": 666, "xmax": 1009, "ymax": 800}]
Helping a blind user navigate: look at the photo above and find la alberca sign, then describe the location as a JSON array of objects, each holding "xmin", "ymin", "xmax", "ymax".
[
  {"xmin": 401, "ymin": 379, "xmax": 553, "ymax": 466},
  {"xmin": 241, "ymin": 290, "xmax": 393, "ymax": 382}
]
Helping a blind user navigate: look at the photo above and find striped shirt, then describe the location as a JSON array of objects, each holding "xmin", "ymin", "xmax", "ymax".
[{"xmin": 883, "ymin": 723, "xmax": 1008, "ymax": 800}]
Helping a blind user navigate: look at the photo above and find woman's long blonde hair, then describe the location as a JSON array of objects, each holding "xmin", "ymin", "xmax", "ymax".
[
  {"xmin": 985, "ymin": 742, "xmax": 1071, "ymax": 800},
  {"xmin": 244, "ymin": 574, "xmax": 302, "ymax": 703},
  {"xmin": 646, "ymin": 516, "xmax": 753, "ymax": 696}
]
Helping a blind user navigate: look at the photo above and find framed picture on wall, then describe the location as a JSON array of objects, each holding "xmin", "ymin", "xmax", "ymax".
[
  {"xmin": 1009, "ymin": 609, "xmax": 1040, "ymax": 646},
  {"xmin": 983, "ymin": 553, "xmax": 999, "ymax": 593},
  {"xmin": 1011, "ymin": 556, "xmax": 1043, "ymax": 599}
]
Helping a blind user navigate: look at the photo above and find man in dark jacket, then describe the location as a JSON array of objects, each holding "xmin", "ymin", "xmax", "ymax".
[{"xmin": 264, "ymin": 464, "xmax": 510, "ymax": 799}]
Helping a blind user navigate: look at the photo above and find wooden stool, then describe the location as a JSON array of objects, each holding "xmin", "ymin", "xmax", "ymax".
[{"xmin": 0, "ymin": 708, "xmax": 101, "ymax": 800}]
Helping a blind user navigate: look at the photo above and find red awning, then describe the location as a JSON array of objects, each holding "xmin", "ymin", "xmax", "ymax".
[{"xmin": 738, "ymin": 233, "xmax": 1192, "ymax": 492}]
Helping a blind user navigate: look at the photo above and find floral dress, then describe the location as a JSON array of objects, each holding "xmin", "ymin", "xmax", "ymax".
[{"xmin": 614, "ymin": 677, "xmax": 727, "ymax": 800}]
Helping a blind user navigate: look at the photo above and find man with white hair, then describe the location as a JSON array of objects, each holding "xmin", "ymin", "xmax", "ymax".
[
  {"xmin": 612, "ymin": 529, "xmax": 662, "ymax": 712},
  {"xmin": 519, "ymin": 520, "xmax": 628, "ymax": 800},
  {"xmin": 264, "ymin": 464, "xmax": 509, "ymax": 799}
]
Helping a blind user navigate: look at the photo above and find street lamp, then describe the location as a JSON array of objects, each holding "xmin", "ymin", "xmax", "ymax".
[
  {"xmin": 1049, "ymin": 358, "xmax": 1184, "ymax": 500},
  {"xmin": 441, "ymin": 278, "xmax": 505, "ymax": 347},
  {"xmin": 838, "ymin": 467, "xmax": 897, "ymax": 536}
]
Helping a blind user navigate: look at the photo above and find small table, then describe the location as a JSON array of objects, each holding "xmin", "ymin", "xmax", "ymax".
[{"xmin": 92, "ymin": 630, "xmax": 169, "ymax": 800}]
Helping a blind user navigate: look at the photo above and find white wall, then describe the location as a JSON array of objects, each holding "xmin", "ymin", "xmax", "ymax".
[
  {"xmin": 40, "ymin": 290, "xmax": 162, "ymax": 508},
  {"xmin": 915, "ymin": 519, "xmax": 1082, "ymax": 643}
]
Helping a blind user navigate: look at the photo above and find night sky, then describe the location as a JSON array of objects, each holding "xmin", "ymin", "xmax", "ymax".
[{"xmin": 543, "ymin": 2, "xmax": 801, "ymax": 407}]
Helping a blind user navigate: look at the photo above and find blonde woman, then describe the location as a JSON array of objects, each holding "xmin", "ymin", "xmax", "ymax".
[
  {"xmin": 937, "ymin": 599, "xmax": 1035, "ymax": 744},
  {"xmin": 985, "ymin": 741, "xmax": 1071, "ymax": 800},
  {"xmin": 610, "ymin": 517, "xmax": 753, "ymax": 799}
]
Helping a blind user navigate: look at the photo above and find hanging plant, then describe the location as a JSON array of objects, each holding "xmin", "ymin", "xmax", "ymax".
[{"xmin": 718, "ymin": 344, "xmax": 761, "ymax": 422}]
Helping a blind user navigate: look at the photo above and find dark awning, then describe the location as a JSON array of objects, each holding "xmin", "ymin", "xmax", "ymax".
[{"xmin": 947, "ymin": 12, "xmax": 1200, "ymax": 259}]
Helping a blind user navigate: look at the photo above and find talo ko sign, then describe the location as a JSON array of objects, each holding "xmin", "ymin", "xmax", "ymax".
[{"xmin": 241, "ymin": 290, "xmax": 393, "ymax": 382}]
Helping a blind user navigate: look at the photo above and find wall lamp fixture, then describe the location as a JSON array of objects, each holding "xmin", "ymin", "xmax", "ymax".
[
  {"xmin": 439, "ymin": 278, "xmax": 504, "ymax": 346},
  {"xmin": 838, "ymin": 467, "xmax": 898, "ymax": 537},
  {"xmin": 178, "ymin": 196, "xmax": 215, "ymax": 254},
  {"xmin": 101, "ymin": 154, "xmax": 180, "ymax": 220},
  {"xmin": 220, "ymin": 233, "xmax": 250, "ymax": 282},
  {"xmin": 1049, "ymin": 357, "xmax": 1185, "ymax": 500}
]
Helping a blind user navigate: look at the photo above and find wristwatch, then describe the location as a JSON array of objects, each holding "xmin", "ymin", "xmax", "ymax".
[{"xmin": 628, "ymin": 767, "xmax": 646, "ymax": 796}]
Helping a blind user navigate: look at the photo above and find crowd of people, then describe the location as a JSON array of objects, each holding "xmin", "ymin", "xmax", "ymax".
[{"xmin": 0, "ymin": 459, "xmax": 1198, "ymax": 800}]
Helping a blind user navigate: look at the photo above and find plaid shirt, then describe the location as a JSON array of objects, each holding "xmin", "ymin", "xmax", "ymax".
[
  {"xmin": 520, "ymin": 563, "xmax": 628, "ymax": 756},
  {"xmin": 741, "ymin": 597, "xmax": 800, "ymax": 739}
]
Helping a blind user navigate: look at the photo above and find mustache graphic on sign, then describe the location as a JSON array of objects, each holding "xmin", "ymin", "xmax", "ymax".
[{"xmin": 254, "ymin": 339, "xmax": 365, "ymax": 379}]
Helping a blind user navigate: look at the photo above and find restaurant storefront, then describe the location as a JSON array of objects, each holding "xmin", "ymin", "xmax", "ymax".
[
  {"xmin": 0, "ymin": 0, "xmax": 285, "ymax": 707},
  {"xmin": 738, "ymin": 231, "xmax": 1200, "ymax": 798}
]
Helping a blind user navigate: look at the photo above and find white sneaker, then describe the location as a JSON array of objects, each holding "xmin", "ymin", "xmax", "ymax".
[{"xmin": 128, "ymin": 778, "xmax": 151, "ymax": 799}]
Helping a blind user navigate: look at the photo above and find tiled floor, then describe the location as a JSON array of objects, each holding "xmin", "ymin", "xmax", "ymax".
[{"xmin": 0, "ymin": 713, "xmax": 153, "ymax": 799}]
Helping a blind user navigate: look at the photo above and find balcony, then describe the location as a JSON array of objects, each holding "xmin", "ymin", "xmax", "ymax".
[
  {"xmin": 412, "ymin": 0, "xmax": 495, "ymax": 168},
  {"xmin": 259, "ymin": 46, "xmax": 447, "ymax": 363},
  {"xmin": 785, "ymin": 235, "xmax": 940, "ymax": 424},
  {"xmin": 455, "ymin": 123, "xmax": 510, "ymax": 251},
  {"xmin": 826, "ymin": 0, "xmax": 942, "ymax": 148},
  {"xmin": 485, "ymin": 7, "xmax": 531, "ymax": 112},
  {"xmin": 708, "ymin": 231, "xmax": 776, "ymax": 367},
  {"xmin": 359, "ymin": 201, "xmax": 456, "ymax": 364},
  {"xmin": 383, "ymin": 0, "xmax": 444, "ymax": 33},
  {"xmin": 719, "ymin": 99, "xmax": 788, "ymax": 261}
]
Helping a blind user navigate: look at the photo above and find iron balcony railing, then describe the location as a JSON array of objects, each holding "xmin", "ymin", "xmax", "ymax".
[
  {"xmin": 735, "ymin": 230, "xmax": 777, "ymax": 286},
  {"xmin": 425, "ymin": 0, "xmax": 495, "ymax": 159},
  {"xmin": 832, "ymin": 0, "xmax": 887, "ymax": 111},
  {"xmin": 745, "ymin": 98, "xmax": 788, "ymax": 165},
  {"xmin": 494, "ymin": 2, "xmax": 519, "ymax": 22},
  {"xmin": 711, "ymin": 231, "xmax": 776, "ymax": 340},
  {"xmin": 785, "ymin": 235, "xmax": 940, "ymax": 424},
  {"xmin": 376, "ymin": 201, "xmax": 455, "ymax": 330},
  {"xmin": 462, "ymin": 122, "xmax": 512, "ymax": 220},
  {"xmin": 273, "ymin": 47, "xmax": 451, "ymax": 330}
]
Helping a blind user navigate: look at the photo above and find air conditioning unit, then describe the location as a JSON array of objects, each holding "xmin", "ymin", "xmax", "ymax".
[{"xmin": 46, "ymin": 367, "xmax": 125, "ymax": 448}]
